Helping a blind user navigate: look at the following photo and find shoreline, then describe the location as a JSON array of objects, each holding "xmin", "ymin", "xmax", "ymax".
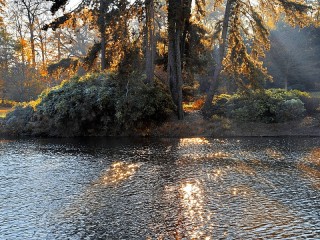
[{"xmin": 1, "ymin": 111, "xmax": 320, "ymax": 138}]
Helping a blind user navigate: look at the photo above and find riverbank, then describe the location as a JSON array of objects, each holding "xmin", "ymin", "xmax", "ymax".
[
  {"xmin": 150, "ymin": 111, "xmax": 320, "ymax": 137},
  {"xmin": 1, "ymin": 110, "xmax": 320, "ymax": 137}
]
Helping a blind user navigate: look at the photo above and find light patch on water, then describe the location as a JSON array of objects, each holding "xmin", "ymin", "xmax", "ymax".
[
  {"xmin": 299, "ymin": 147, "xmax": 320, "ymax": 189},
  {"xmin": 100, "ymin": 161, "xmax": 141, "ymax": 185},
  {"xmin": 178, "ymin": 180, "xmax": 212, "ymax": 240},
  {"xmin": 1, "ymin": 137, "xmax": 319, "ymax": 239},
  {"xmin": 179, "ymin": 137, "xmax": 209, "ymax": 147},
  {"xmin": 306, "ymin": 148, "xmax": 320, "ymax": 167},
  {"xmin": 265, "ymin": 148, "xmax": 284, "ymax": 160},
  {"xmin": 297, "ymin": 163, "xmax": 320, "ymax": 190}
]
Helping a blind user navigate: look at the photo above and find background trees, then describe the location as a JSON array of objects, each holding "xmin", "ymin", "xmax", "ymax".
[
  {"xmin": 202, "ymin": 0, "xmax": 312, "ymax": 112},
  {"xmin": 0, "ymin": 0, "xmax": 318, "ymax": 120},
  {"xmin": 265, "ymin": 24, "xmax": 320, "ymax": 91}
]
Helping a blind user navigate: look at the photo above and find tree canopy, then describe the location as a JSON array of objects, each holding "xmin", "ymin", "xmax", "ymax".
[{"xmin": 0, "ymin": 0, "xmax": 318, "ymax": 119}]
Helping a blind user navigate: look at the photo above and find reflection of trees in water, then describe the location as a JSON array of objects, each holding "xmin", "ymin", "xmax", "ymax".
[
  {"xmin": 299, "ymin": 148, "xmax": 320, "ymax": 189},
  {"xmin": 47, "ymin": 138, "xmax": 319, "ymax": 239}
]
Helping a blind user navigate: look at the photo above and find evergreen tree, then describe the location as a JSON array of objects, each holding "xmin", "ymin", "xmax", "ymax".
[{"xmin": 202, "ymin": 0, "xmax": 312, "ymax": 114}]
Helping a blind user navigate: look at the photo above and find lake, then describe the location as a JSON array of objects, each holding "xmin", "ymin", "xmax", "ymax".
[{"xmin": 0, "ymin": 137, "xmax": 319, "ymax": 239}]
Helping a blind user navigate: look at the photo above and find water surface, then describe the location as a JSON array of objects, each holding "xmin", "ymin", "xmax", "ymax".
[{"xmin": 0, "ymin": 137, "xmax": 319, "ymax": 239}]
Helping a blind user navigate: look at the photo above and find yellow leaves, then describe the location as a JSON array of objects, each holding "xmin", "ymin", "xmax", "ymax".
[
  {"xmin": 156, "ymin": 41, "xmax": 166, "ymax": 57},
  {"xmin": 39, "ymin": 67, "xmax": 48, "ymax": 77},
  {"xmin": 213, "ymin": 0, "xmax": 225, "ymax": 11},
  {"xmin": 266, "ymin": 17, "xmax": 276, "ymax": 30},
  {"xmin": 18, "ymin": 38, "xmax": 33, "ymax": 64},
  {"xmin": 19, "ymin": 38, "xmax": 28, "ymax": 48},
  {"xmin": 80, "ymin": 8, "xmax": 95, "ymax": 23}
]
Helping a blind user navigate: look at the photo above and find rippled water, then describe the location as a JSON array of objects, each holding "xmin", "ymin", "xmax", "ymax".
[{"xmin": 0, "ymin": 137, "xmax": 319, "ymax": 239}]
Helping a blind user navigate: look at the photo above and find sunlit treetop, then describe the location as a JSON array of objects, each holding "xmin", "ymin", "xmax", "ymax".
[
  {"xmin": 212, "ymin": 0, "xmax": 313, "ymax": 89},
  {"xmin": 0, "ymin": 0, "xmax": 5, "ymax": 25}
]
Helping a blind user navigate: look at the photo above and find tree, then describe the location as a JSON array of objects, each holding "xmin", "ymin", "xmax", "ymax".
[
  {"xmin": 145, "ymin": 0, "xmax": 155, "ymax": 84},
  {"xmin": 167, "ymin": 0, "xmax": 184, "ymax": 119},
  {"xmin": 0, "ymin": 25, "xmax": 15, "ymax": 101},
  {"xmin": 15, "ymin": 0, "xmax": 48, "ymax": 68},
  {"xmin": 0, "ymin": 0, "xmax": 5, "ymax": 26},
  {"xmin": 202, "ymin": 0, "xmax": 312, "ymax": 113},
  {"xmin": 45, "ymin": 0, "xmax": 119, "ymax": 71}
]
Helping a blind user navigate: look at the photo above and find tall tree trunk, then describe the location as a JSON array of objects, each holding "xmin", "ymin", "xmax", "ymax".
[
  {"xmin": 180, "ymin": 0, "xmax": 192, "ymax": 71},
  {"xmin": 29, "ymin": 24, "xmax": 36, "ymax": 67},
  {"xmin": 175, "ymin": 28, "xmax": 184, "ymax": 119},
  {"xmin": 145, "ymin": 0, "xmax": 155, "ymax": 85},
  {"xmin": 99, "ymin": 0, "xmax": 107, "ymax": 70},
  {"xmin": 39, "ymin": 32, "xmax": 46, "ymax": 69},
  {"xmin": 284, "ymin": 62, "xmax": 289, "ymax": 90},
  {"xmin": 57, "ymin": 30, "xmax": 61, "ymax": 61},
  {"xmin": 168, "ymin": 0, "xmax": 184, "ymax": 120},
  {"xmin": 203, "ymin": 0, "xmax": 234, "ymax": 114}
]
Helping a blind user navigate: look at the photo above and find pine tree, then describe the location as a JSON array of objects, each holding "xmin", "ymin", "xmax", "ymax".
[{"xmin": 202, "ymin": 0, "xmax": 312, "ymax": 114}]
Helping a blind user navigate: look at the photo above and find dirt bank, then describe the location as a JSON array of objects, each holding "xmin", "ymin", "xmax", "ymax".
[{"xmin": 151, "ymin": 111, "xmax": 320, "ymax": 137}]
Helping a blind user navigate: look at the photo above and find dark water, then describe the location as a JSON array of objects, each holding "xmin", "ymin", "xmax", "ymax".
[{"xmin": 0, "ymin": 137, "xmax": 319, "ymax": 239}]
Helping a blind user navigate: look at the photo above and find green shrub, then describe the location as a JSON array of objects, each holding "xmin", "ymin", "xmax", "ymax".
[
  {"xmin": 5, "ymin": 73, "xmax": 174, "ymax": 136},
  {"xmin": 300, "ymin": 96, "xmax": 320, "ymax": 114},
  {"xmin": 276, "ymin": 99, "xmax": 305, "ymax": 122},
  {"xmin": 5, "ymin": 106, "xmax": 34, "ymax": 134},
  {"xmin": 211, "ymin": 89, "xmax": 307, "ymax": 123}
]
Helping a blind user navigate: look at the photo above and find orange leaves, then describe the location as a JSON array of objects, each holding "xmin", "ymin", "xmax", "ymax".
[
  {"xmin": 39, "ymin": 67, "xmax": 48, "ymax": 77},
  {"xmin": 19, "ymin": 38, "xmax": 28, "ymax": 48}
]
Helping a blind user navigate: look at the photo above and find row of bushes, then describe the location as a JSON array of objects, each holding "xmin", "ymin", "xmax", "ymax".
[
  {"xmin": 211, "ymin": 89, "xmax": 320, "ymax": 123},
  {"xmin": 4, "ymin": 73, "xmax": 175, "ymax": 136}
]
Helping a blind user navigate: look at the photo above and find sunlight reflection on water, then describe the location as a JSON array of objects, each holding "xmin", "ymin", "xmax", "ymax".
[
  {"xmin": 0, "ymin": 137, "xmax": 319, "ymax": 239},
  {"xmin": 100, "ymin": 161, "xmax": 141, "ymax": 185}
]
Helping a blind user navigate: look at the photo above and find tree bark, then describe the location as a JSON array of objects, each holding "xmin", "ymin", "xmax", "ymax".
[
  {"xmin": 175, "ymin": 28, "xmax": 184, "ymax": 119},
  {"xmin": 57, "ymin": 30, "xmax": 61, "ymax": 61},
  {"xmin": 39, "ymin": 31, "xmax": 46, "ymax": 69},
  {"xmin": 29, "ymin": 23, "xmax": 36, "ymax": 67},
  {"xmin": 99, "ymin": 0, "xmax": 107, "ymax": 70},
  {"xmin": 203, "ymin": 0, "xmax": 234, "ymax": 114},
  {"xmin": 145, "ymin": 0, "xmax": 155, "ymax": 85},
  {"xmin": 167, "ymin": 0, "xmax": 184, "ymax": 120},
  {"xmin": 180, "ymin": 0, "xmax": 192, "ymax": 71}
]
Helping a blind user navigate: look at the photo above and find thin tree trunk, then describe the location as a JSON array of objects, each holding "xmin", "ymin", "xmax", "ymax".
[
  {"xmin": 100, "ymin": 0, "xmax": 107, "ymax": 70},
  {"xmin": 145, "ymin": 0, "xmax": 155, "ymax": 85},
  {"xmin": 203, "ymin": 0, "xmax": 234, "ymax": 113},
  {"xmin": 29, "ymin": 24, "xmax": 36, "ymax": 67},
  {"xmin": 57, "ymin": 30, "xmax": 61, "ymax": 61},
  {"xmin": 39, "ymin": 33, "xmax": 46, "ymax": 69},
  {"xmin": 284, "ymin": 63, "xmax": 288, "ymax": 90}
]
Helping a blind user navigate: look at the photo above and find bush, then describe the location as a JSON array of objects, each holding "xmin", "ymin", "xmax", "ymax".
[
  {"xmin": 211, "ymin": 89, "xmax": 307, "ymax": 123},
  {"xmin": 300, "ymin": 96, "xmax": 320, "ymax": 114},
  {"xmin": 5, "ymin": 106, "xmax": 34, "ymax": 134},
  {"xmin": 276, "ymin": 99, "xmax": 305, "ymax": 122},
  {"xmin": 4, "ymin": 73, "xmax": 175, "ymax": 136}
]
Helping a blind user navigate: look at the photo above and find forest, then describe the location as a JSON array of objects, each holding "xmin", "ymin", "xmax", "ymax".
[{"xmin": 0, "ymin": 0, "xmax": 320, "ymax": 136}]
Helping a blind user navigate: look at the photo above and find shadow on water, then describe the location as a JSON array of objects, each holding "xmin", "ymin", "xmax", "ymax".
[{"xmin": 0, "ymin": 137, "xmax": 319, "ymax": 239}]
